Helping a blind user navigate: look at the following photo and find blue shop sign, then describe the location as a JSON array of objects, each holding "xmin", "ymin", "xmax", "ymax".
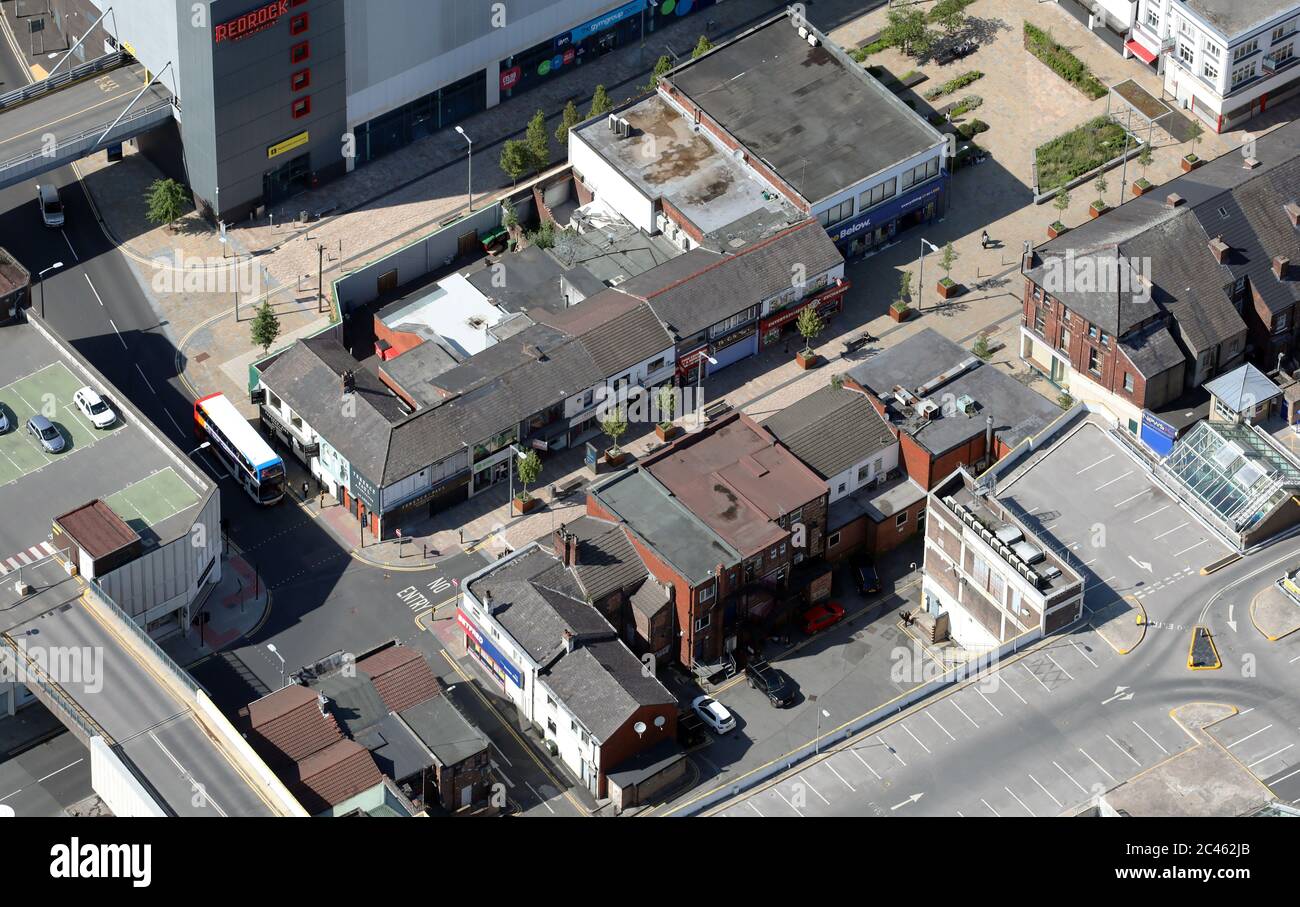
[
  {"xmin": 1141, "ymin": 410, "xmax": 1177, "ymax": 440},
  {"xmin": 830, "ymin": 177, "xmax": 945, "ymax": 244},
  {"xmin": 457, "ymin": 609, "xmax": 524, "ymax": 688},
  {"xmin": 571, "ymin": 0, "xmax": 646, "ymax": 44}
]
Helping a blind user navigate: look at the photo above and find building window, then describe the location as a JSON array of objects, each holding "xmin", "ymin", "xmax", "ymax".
[
  {"xmin": 1273, "ymin": 24, "xmax": 1291, "ymax": 43},
  {"xmin": 1233, "ymin": 38, "xmax": 1260, "ymax": 61},
  {"xmin": 1100, "ymin": 331, "xmax": 1110, "ymax": 347},
  {"xmin": 290, "ymin": 12, "xmax": 309, "ymax": 35},
  {"xmin": 1178, "ymin": 42, "xmax": 1194, "ymax": 65},
  {"xmin": 1203, "ymin": 60, "xmax": 1219, "ymax": 81},
  {"xmin": 291, "ymin": 68, "xmax": 311, "ymax": 92},
  {"xmin": 1088, "ymin": 347, "xmax": 1102, "ymax": 375},
  {"xmin": 547, "ymin": 719, "xmax": 557, "ymax": 735},
  {"xmin": 827, "ymin": 531, "xmax": 841, "ymax": 548},
  {"xmin": 546, "ymin": 695, "xmax": 556, "ymax": 708},
  {"xmin": 858, "ymin": 177, "xmax": 897, "ymax": 211},
  {"xmin": 1124, "ymin": 372, "xmax": 1134, "ymax": 393},
  {"xmin": 1145, "ymin": 7, "xmax": 1158, "ymax": 29},
  {"xmin": 837, "ymin": 482, "xmax": 847, "ymax": 495},
  {"xmin": 1088, "ymin": 325, "xmax": 1099, "ymax": 341},
  {"xmin": 1205, "ymin": 41, "xmax": 1221, "ymax": 60},
  {"xmin": 896, "ymin": 512, "xmax": 908, "ymax": 529},
  {"xmin": 858, "ymin": 463, "xmax": 871, "ymax": 482},
  {"xmin": 818, "ymin": 198, "xmax": 854, "ymax": 228},
  {"xmin": 699, "ymin": 584, "xmax": 715, "ymax": 603},
  {"xmin": 1276, "ymin": 42, "xmax": 1295, "ymax": 64},
  {"xmin": 648, "ymin": 356, "xmax": 666, "ymax": 372},
  {"xmin": 292, "ymin": 96, "xmax": 311, "ymax": 118},
  {"xmin": 693, "ymin": 616, "xmax": 709, "ymax": 632},
  {"xmin": 291, "ymin": 41, "xmax": 310, "ymax": 64}
]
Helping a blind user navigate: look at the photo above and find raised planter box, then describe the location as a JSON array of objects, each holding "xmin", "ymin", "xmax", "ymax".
[
  {"xmin": 937, "ymin": 279, "xmax": 961, "ymax": 299},
  {"xmin": 1181, "ymin": 154, "xmax": 1202, "ymax": 173},
  {"xmin": 1132, "ymin": 179, "xmax": 1153, "ymax": 197},
  {"xmin": 1089, "ymin": 202, "xmax": 1109, "ymax": 219},
  {"xmin": 655, "ymin": 423, "xmax": 679, "ymax": 442},
  {"xmin": 605, "ymin": 450, "xmax": 627, "ymax": 467},
  {"xmin": 889, "ymin": 305, "xmax": 913, "ymax": 323},
  {"xmin": 512, "ymin": 496, "xmax": 540, "ymax": 515},
  {"xmin": 795, "ymin": 350, "xmax": 819, "ymax": 369},
  {"xmin": 1048, "ymin": 221, "xmax": 1068, "ymax": 240}
]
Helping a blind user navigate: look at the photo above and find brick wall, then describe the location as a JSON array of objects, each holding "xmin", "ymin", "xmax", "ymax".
[{"xmin": 596, "ymin": 703, "xmax": 678, "ymax": 798}]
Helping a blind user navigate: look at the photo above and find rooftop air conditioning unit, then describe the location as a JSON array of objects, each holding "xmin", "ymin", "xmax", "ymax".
[
  {"xmin": 1012, "ymin": 541, "xmax": 1045, "ymax": 565},
  {"xmin": 994, "ymin": 525, "xmax": 1023, "ymax": 546}
]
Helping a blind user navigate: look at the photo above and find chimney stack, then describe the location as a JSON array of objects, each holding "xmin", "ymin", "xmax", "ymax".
[
  {"xmin": 562, "ymin": 629, "xmax": 576, "ymax": 654},
  {"xmin": 1275, "ymin": 256, "xmax": 1291, "ymax": 280},
  {"xmin": 985, "ymin": 414, "xmax": 994, "ymax": 455},
  {"xmin": 1165, "ymin": 193, "xmax": 1184, "ymax": 208},
  {"xmin": 1286, "ymin": 202, "xmax": 1300, "ymax": 227},
  {"xmin": 1208, "ymin": 237, "xmax": 1230, "ymax": 264},
  {"xmin": 554, "ymin": 524, "xmax": 579, "ymax": 567}
]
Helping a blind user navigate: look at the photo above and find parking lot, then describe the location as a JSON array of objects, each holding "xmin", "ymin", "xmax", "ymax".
[
  {"xmin": 0, "ymin": 321, "xmax": 206, "ymax": 563},
  {"xmin": 714, "ymin": 624, "xmax": 1195, "ymax": 817},
  {"xmin": 997, "ymin": 422, "xmax": 1232, "ymax": 620}
]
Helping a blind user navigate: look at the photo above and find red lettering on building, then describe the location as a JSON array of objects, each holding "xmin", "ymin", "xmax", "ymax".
[{"xmin": 215, "ymin": 0, "xmax": 290, "ymax": 45}]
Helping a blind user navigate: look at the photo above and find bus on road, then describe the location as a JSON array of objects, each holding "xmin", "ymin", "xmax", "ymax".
[{"xmin": 194, "ymin": 392, "xmax": 285, "ymax": 504}]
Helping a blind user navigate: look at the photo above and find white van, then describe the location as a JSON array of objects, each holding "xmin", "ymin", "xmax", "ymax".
[{"xmin": 36, "ymin": 184, "xmax": 64, "ymax": 228}]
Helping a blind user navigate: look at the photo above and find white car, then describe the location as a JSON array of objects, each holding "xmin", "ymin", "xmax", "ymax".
[
  {"xmin": 73, "ymin": 386, "xmax": 116, "ymax": 429},
  {"xmin": 0, "ymin": 407, "xmax": 8, "ymax": 433},
  {"xmin": 692, "ymin": 695, "xmax": 737, "ymax": 734}
]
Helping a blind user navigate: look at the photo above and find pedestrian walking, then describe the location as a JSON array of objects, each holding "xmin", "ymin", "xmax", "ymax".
[{"xmin": 980, "ymin": 230, "xmax": 989, "ymax": 249}]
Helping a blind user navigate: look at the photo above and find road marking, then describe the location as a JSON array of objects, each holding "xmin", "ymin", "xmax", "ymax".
[
  {"xmin": 901, "ymin": 723, "xmax": 931, "ymax": 754},
  {"xmin": 62, "ymin": 230, "xmax": 79, "ymax": 262},
  {"xmin": 747, "ymin": 800, "xmax": 764, "ymax": 817},
  {"xmin": 1289, "ymin": 653, "xmax": 1300, "ymax": 663},
  {"xmin": 525, "ymin": 781, "xmax": 555, "ymax": 814},
  {"xmin": 951, "ymin": 700, "xmax": 979, "ymax": 728},
  {"xmin": 1270, "ymin": 765, "xmax": 1300, "ymax": 785},
  {"xmin": 977, "ymin": 687, "xmax": 1004, "ymax": 717},
  {"xmin": 825, "ymin": 761, "xmax": 856, "ymax": 792},
  {"xmin": 1023, "ymin": 663, "xmax": 1052, "ymax": 693},
  {"xmin": 1069, "ymin": 640, "xmax": 1099, "ymax": 668},
  {"xmin": 489, "ymin": 761, "xmax": 514, "ymax": 788},
  {"xmin": 1076, "ymin": 454, "xmax": 1114, "ymax": 475},
  {"xmin": 1079, "ymin": 747, "xmax": 1118, "ymax": 783},
  {"xmin": 1133, "ymin": 505, "xmax": 1169, "ymax": 523},
  {"xmin": 148, "ymin": 731, "xmax": 227, "ymax": 817},
  {"xmin": 1005, "ymin": 786, "xmax": 1036, "ymax": 816},
  {"xmin": 1107, "ymin": 734, "xmax": 1142, "ymax": 766},
  {"xmin": 1095, "ymin": 470, "xmax": 1134, "ymax": 491},
  {"xmin": 981, "ymin": 798, "xmax": 1000, "ymax": 816},
  {"xmin": 489, "ymin": 740, "xmax": 513, "ymax": 767},
  {"xmin": 879, "ymin": 734, "xmax": 908, "ymax": 766},
  {"xmin": 1029, "ymin": 773, "xmax": 1063, "ymax": 808},
  {"xmin": 83, "ymin": 275, "xmax": 105, "ymax": 307},
  {"xmin": 1248, "ymin": 744, "xmax": 1294, "ymax": 770},
  {"xmin": 927, "ymin": 711, "xmax": 956, "ymax": 741},
  {"xmin": 1153, "ymin": 522, "xmax": 1188, "ymax": 540},
  {"xmin": 1055, "ymin": 760, "xmax": 1088, "ymax": 794},
  {"xmin": 801, "ymin": 775, "xmax": 830, "ymax": 805},
  {"xmin": 135, "ymin": 364, "xmax": 156, "ymax": 394},
  {"xmin": 1227, "ymin": 724, "xmax": 1273, "ymax": 749},
  {"xmin": 164, "ymin": 409, "xmax": 184, "ymax": 437},
  {"xmin": 107, "ymin": 318, "xmax": 128, "ymax": 350},
  {"xmin": 1173, "ymin": 539, "xmax": 1206, "ymax": 557},
  {"xmin": 1045, "ymin": 652, "xmax": 1075, "ymax": 681},
  {"xmin": 34, "ymin": 759, "xmax": 83, "ymax": 785},
  {"xmin": 1132, "ymin": 721, "xmax": 1168, "ymax": 755},
  {"xmin": 774, "ymin": 788, "xmax": 804, "ymax": 817},
  {"xmin": 851, "ymin": 748, "xmax": 882, "ymax": 779},
  {"xmin": 1113, "ymin": 490, "xmax": 1147, "ymax": 508}
]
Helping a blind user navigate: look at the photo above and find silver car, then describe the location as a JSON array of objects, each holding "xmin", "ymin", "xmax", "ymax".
[{"xmin": 26, "ymin": 414, "xmax": 65, "ymax": 453}]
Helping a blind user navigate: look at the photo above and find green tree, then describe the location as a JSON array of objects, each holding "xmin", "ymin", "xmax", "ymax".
[
  {"xmin": 830, "ymin": 372, "xmax": 844, "ymax": 391},
  {"xmin": 656, "ymin": 384, "xmax": 677, "ymax": 428},
  {"xmin": 601, "ymin": 407, "xmax": 628, "ymax": 456},
  {"xmin": 1056, "ymin": 391, "xmax": 1074, "ymax": 410},
  {"xmin": 1053, "ymin": 188, "xmax": 1071, "ymax": 224},
  {"xmin": 796, "ymin": 305, "xmax": 824, "ymax": 355},
  {"xmin": 525, "ymin": 109, "xmax": 550, "ymax": 173},
  {"xmin": 972, "ymin": 333, "xmax": 993, "ymax": 360},
  {"xmin": 554, "ymin": 100, "xmax": 582, "ymax": 145},
  {"xmin": 588, "ymin": 84, "xmax": 612, "ymax": 119},
  {"xmin": 527, "ymin": 219, "xmax": 557, "ymax": 250},
  {"xmin": 515, "ymin": 450, "xmax": 542, "ymax": 502},
  {"xmin": 898, "ymin": 269, "xmax": 913, "ymax": 304},
  {"xmin": 692, "ymin": 35, "xmax": 713, "ymax": 59},
  {"xmin": 145, "ymin": 178, "xmax": 189, "ymax": 231},
  {"xmin": 1094, "ymin": 172, "xmax": 1108, "ymax": 207},
  {"xmin": 500, "ymin": 139, "xmax": 530, "ymax": 186},
  {"xmin": 882, "ymin": 8, "xmax": 934, "ymax": 58},
  {"xmin": 646, "ymin": 54, "xmax": 673, "ymax": 91},
  {"xmin": 502, "ymin": 202, "xmax": 519, "ymax": 231},
  {"xmin": 939, "ymin": 241, "xmax": 958, "ymax": 280},
  {"xmin": 250, "ymin": 301, "xmax": 280, "ymax": 354},
  {"xmin": 1137, "ymin": 142, "xmax": 1153, "ymax": 177},
  {"xmin": 929, "ymin": 0, "xmax": 969, "ymax": 35},
  {"xmin": 1186, "ymin": 119, "xmax": 1204, "ymax": 157}
]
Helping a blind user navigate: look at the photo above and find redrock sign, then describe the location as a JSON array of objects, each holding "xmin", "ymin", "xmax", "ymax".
[{"xmin": 214, "ymin": 0, "xmax": 289, "ymax": 44}]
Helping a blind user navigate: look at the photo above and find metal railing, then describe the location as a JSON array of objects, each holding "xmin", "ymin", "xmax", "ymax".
[
  {"xmin": 86, "ymin": 579, "xmax": 200, "ymax": 697},
  {"xmin": 1, "ymin": 632, "xmax": 108, "ymax": 743},
  {"xmin": 0, "ymin": 51, "xmax": 125, "ymax": 112},
  {"xmin": 0, "ymin": 98, "xmax": 173, "ymax": 171}
]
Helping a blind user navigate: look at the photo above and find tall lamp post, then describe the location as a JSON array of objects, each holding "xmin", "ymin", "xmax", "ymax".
[
  {"xmin": 917, "ymin": 238, "xmax": 940, "ymax": 312},
  {"xmin": 455, "ymin": 125, "xmax": 473, "ymax": 212},
  {"xmin": 814, "ymin": 707, "xmax": 830, "ymax": 755},
  {"xmin": 266, "ymin": 643, "xmax": 286, "ymax": 690},
  {"xmin": 694, "ymin": 352, "xmax": 719, "ymax": 424},
  {"xmin": 36, "ymin": 262, "xmax": 64, "ymax": 319}
]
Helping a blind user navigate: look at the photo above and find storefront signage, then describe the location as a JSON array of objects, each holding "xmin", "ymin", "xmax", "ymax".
[
  {"xmin": 571, "ymin": 0, "xmax": 646, "ymax": 44},
  {"xmin": 712, "ymin": 322, "xmax": 756, "ymax": 351},
  {"xmin": 457, "ymin": 609, "xmax": 524, "ymax": 688},
  {"xmin": 1141, "ymin": 410, "xmax": 1177, "ymax": 441},
  {"xmin": 267, "ymin": 130, "xmax": 309, "ymax": 160},
  {"xmin": 830, "ymin": 179, "xmax": 944, "ymax": 244},
  {"xmin": 215, "ymin": 0, "xmax": 289, "ymax": 45},
  {"xmin": 676, "ymin": 345, "xmax": 709, "ymax": 374},
  {"xmin": 499, "ymin": 65, "xmax": 522, "ymax": 92},
  {"xmin": 349, "ymin": 467, "xmax": 380, "ymax": 513}
]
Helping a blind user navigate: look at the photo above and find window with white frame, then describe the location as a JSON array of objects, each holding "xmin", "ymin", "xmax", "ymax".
[
  {"xmin": 698, "ymin": 583, "xmax": 715, "ymax": 603},
  {"xmin": 1204, "ymin": 60, "xmax": 1219, "ymax": 80},
  {"xmin": 818, "ymin": 198, "xmax": 854, "ymax": 227},
  {"xmin": 858, "ymin": 177, "xmax": 897, "ymax": 211},
  {"xmin": 1276, "ymin": 42, "xmax": 1295, "ymax": 63},
  {"xmin": 1179, "ymin": 17, "xmax": 1193, "ymax": 37},
  {"xmin": 1232, "ymin": 62, "xmax": 1257, "ymax": 86},
  {"xmin": 1205, "ymin": 42, "xmax": 1221, "ymax": 60},
  {"xmin": 1145, "ymin": 6, "xmax": 1158, "ymax": 29},
  {"xmin": 1178, "ymin": 42, "xmax": 1194, "ymax": 65},
  {"xmin": 1234, "ymin": 38, "xmax": 1260, "ymax": 61}
]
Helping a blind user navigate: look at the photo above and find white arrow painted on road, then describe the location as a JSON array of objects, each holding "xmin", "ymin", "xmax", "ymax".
[
  {"xmin": 1226, "ymin": 604, "xmax": 1238, "ymax": 633},
  {"xmin": 891, "ymin": 793, "xmax": 924, "ymax": 810},
  {"xmin": 1128, "ymin": 556, "xmax": 1153, "ymax": 572},
  {"xmin": 1102, "ymin": 685, "xmax": 1134, "ymax": 705}
]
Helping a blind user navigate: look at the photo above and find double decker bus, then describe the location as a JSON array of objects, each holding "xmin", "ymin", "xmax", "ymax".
[{"xmin": 194, "ymin": 392, "xmax": 285, "ymax": 504}]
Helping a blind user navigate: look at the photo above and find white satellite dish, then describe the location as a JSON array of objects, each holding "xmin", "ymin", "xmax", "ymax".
[
  {"xmin": 654, "ymin": 715, "xmax": 666, "ymax": 729},
  {"xmin": 634, "ymin": 721, "xmax": 647, "ymax": 737}
]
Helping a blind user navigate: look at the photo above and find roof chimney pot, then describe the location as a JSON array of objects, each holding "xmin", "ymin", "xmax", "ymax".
[{"xmin": 1165, "ymin": 193, "xmax": 1184, "ymax": 208}]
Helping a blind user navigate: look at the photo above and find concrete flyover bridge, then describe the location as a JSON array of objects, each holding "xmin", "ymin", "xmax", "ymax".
[
  {"xmin": 0, "ymin": 51, "xmax": 174, "ymax": 193},
  {"xmin": 1, "ymin": 558, "xmax": 304, "ymax": 817}
]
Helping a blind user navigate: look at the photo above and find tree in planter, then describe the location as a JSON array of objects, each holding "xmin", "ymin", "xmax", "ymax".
[
  {"xmin": 250, "ymin": 301, "xmax": 280, "ymax": 354},
  {"xmin": 656, "ymin": 384, "xmax": 677, "ymax": 430},
  {"xmin": 1052, "ymin": 188, "xmax": 1071, "ymax": 231},
  {"xmin": 1137, "ymin": 142, "xmax": 1153, "ymax": 179},
  {"xmin": 515, "ymin": 450, "xmax": 542, "ymax": 503},
  {"xmin": 145, "ymin": 178, "xmax": 189, "ymax": 232},
  {"xmin": 796, "ymin": 305, "xmax": 825, "ymax": 357},
  {"xmin": 1093, "ymin": 172, "xmax": 1109, "ymax": 210},
  {"xmin": 1185, "ymin": 119, "xmax": 1204, "ymax": 161},
  {"xmin": 525, "ymin": 109, "xmax": 550, "ymax": 174},
  {"xmin": 939, "ymin": 241, "xmax": 958, "ymax": 288},
  {"xmin": 893, "ymin": 270, "xmax": 914, "ymax": 316},
  {"xmin": 972, "ymin": 332, "xmax": 993, "ymax": 360},
  {"xmin": 588, "ymin": 84, "xmax": 612, "ymax": 119},
  {"xmin": 645, "ymin": 54, "xmax": 673, "ymax": 91},
  {"xmin": 601, "ymin": 407, "xmax": 628, "ymax": 459},
  {"xmin": 692, "ymin": 35, "xmax": 713, "ymax": 58},
  {"xmin": 1056, "ymin": 390, "xmax": 1074, "ymax": 410},
  {"xmin": 500, "ymin": 140, "xmax": 530, "ymax": 186},
  {"xmin": 554, "ymin": 100, "xmax": 581, "ymax": 145}
]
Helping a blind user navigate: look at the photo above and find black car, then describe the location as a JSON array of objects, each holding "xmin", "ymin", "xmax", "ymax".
[
  {"xmin": 854, "ymin": 559, "xmax": 881, "ymax": 595},
  {"xmin": 744, "ymin": 659, "xmax": 796, "ymax": 708}
]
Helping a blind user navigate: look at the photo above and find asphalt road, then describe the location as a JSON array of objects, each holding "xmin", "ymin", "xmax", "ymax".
[{"xmin": 0, "ymin": 730, "xmax": 91, "ymax": 817}]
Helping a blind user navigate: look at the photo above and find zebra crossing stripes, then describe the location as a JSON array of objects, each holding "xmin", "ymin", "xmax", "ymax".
[{"xmin": 0, "ymin": 540, "xmax": 57, "ymax": 574}]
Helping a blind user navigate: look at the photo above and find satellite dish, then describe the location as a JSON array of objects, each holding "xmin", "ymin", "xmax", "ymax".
[
  {"xmin": 634, "ymin": 721, "xmax": 647, "ymax": 736},
  {"xmin": 654, "ymin": 715, "xmax": 666, "ymax": 729}
]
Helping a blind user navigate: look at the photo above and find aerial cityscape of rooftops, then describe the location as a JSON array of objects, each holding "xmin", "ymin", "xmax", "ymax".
[{"xmin": 5, "ymin": 0, "xmax": 1300, "ymax": 837}]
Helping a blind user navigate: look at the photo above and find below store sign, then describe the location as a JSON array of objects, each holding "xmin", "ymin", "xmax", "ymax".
[{"xmin": 215, "ymin": 0, "xmax": 289, "ymax": 44}]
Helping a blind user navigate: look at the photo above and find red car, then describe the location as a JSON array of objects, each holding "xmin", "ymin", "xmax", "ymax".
[{"xmin": 803, "ymin": 601, "xmax": 846, "ymax": 634}]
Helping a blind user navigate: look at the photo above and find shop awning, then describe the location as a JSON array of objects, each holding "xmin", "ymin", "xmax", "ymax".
[{"xmin": 1126, "ymin": 39, "xmax": 1158, "ymax": 65}]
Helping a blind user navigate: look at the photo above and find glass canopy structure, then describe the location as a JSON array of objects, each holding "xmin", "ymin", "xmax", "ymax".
[{"xmin": 1163, "ymin": 421, "xmax": 1300, "ymax": 533}]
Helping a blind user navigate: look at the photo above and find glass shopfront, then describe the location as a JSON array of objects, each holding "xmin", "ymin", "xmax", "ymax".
[{"xmin": 353, "ymin": 69, "xmax": 487, "ymax": 167}]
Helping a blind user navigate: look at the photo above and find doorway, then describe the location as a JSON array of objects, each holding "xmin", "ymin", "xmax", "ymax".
[{"xmin": 263, "ymin": 152, "xmax": 312, "ymax": 206}]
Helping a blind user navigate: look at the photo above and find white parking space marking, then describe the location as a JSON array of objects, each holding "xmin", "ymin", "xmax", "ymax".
[
  {"xmin": 1079, "ymin": 748, "xmax": 1118, "ymax": 783},
  {"xmin": 1153, "ymin": 522, "xmax": 1188, "ymax": 540},
  {"xmin": 1023, "ymin": 663, "xmax": 1053, "ymax": 693},
  {"xmin": 1029, "ymin": 773, "xmax": 1063, "ymax": 808},
  {"xmin": 1133, "ymin": 721, "xmax": 1168, "ymax": 755},
  {"xmin": 1173, "ymin": 539, "xmax": 1206, "ymax": 557},
  {"xmin": 825, "ymin": 761, "xmax": 856, "ymax": 792},
  {"xmin": 951, "ymin": 700, "xmax": 979, "ymax": 729},
  {"xmin": 1045, "ymin": 652, "xmax": 1075, "ymax": 681},
  {"xmin": 928, "ymin": 711, "xmax": 956, "ymax": 741},
  {"xmin": 1069, "ymin": 640, "xmax": 1099, "ymax": 668},
  {"xmin": 1133, "ymin": 505, "xmax": 1169, "ymax": 523},
  {"xmin": 851, "ymin": 747, "xmax": 882, "ymax": 780},
  {"xmin": 1113, "ymin": 490, "xmax": 1147, "ymax": 508},
  {"xmin": 878, "ymin": 734, "xmax": 908, "ymax": 767},
  {"xmin": 1107, "ymin": 734, "xmax": 1142, "ymax": 767},
  {"xmin": 1076, "ymin": 454, "xmax": 1114, "ymax": 475},
  {"xmin": 774, "ymin": 788, "xmax": 804, "ymax": 816},
  {"xmin": 1249, "ymin": 745, "xmax": 1295, "ymax": 771},
  {"xmin": 800, "ymin": 775, "xmax": 830, "ymax": 805},
  {"xmin": 901, "ymin": 723, "xmax": 932, "ymax": 755},
  {"xmin": 981, "ymin": 798, "xmax": 1000, "ymax": 816},
  {"xmin": 1094, "ymin": 470, "xmax": 1134, "ymax": 491},
  {"xmin": 1227, "ymin": 724, "xmax": 1273, "ymax": 748},
  {"xmin": 1005, "ymin": 786, "xmax": 1036, "ymax": 816},
  {"xmin": 747, "ymin": 800, "xmax": 764, "ymax": 817},
  {"xmin": 977, "ymin": 687, "xmax": 1004, "ymax": 717},
  {"xmin": 1055, "ymin": 761, "xmax": 1088, "ymax": 794}
]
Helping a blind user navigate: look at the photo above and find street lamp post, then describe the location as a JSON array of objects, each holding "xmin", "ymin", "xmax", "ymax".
[
  {"xmin": 917, "ymin": 239, "xmax": 940, "ymax": 312},
  {"xmin": 36, "ymin": 262, "xmax": 64, "ymax": 319},
  {"xmin": 815, "ymin": 708, "xmax": 830, "ymax": 755},
  {"xmin": 694, "ymin": 352, "xmax": 718, "ymax": 425},
  {"xmin": 640, "ymin": 0, "xmax": 659, "ymax": 64},
  {"xmin": 266, "ymin": 643, "xmax": 286, "ymax": 690},
  {"xmin": 455, "ymin": 125, "xmax": 473, "ymax": 212}
]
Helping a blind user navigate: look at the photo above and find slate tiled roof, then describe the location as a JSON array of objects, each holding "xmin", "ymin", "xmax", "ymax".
[
  {"xmin": 540, "ymin": 639, "xmax": 674, "ymax": 742},
  {"xmin": 540, "ymin": 516, "xmax": 650, "ymax": 604},
  {"xmin": 763, "ymin": 384, "xmax": 896, "ymax": 480},
  {"xmin": 357, "ymin": 645, "xmax": 443, "ymax": 715},
  {"xmin": 1119, "ymin": 321, "xmax": 1187, "ymax": 379},
  {"xmin": 400, "ymin": 695, "xmax": 489, "ymax": 769},
  {"xmin": 620, "ymin": 220, "xmax": 843, "ymax": 337}
]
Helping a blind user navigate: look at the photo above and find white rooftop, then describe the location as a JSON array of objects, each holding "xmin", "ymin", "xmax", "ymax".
[{"xmin": 381, "ymin": 272, "xmax": 503, "ymax": 359}]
